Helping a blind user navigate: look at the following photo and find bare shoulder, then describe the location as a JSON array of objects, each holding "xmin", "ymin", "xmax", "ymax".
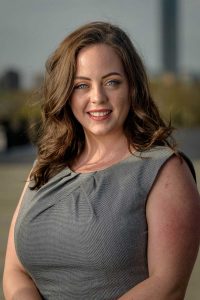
[
  {"xmin": 147, "ymin": 154, "xmax": 200, "ymax": 229},
  {"xmin": 146, "ymin": 154, "xmax": 200, "ymax": 285},
  {"xmin": 148, "ymin": 154, "xmax": 200, "ymax": 206}
]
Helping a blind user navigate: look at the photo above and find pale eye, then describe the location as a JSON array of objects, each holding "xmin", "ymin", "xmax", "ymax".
[
  {"xmin": 106, "ymin": 80, "xmax": 120, "ymax": 87},
  {"xmin": 74, "ymin": 83, "xmax": 88, "ymax": 90}
]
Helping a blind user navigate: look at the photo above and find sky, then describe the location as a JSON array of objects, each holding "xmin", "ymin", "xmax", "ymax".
[{"xmin": 0, "ymin": 0, "xmax": 200, "ymax": 88}]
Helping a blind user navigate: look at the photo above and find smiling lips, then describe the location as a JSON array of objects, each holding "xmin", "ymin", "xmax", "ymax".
[{"xmin": 87, "ymin": 110, "xmax": 112, "ymax": 120}]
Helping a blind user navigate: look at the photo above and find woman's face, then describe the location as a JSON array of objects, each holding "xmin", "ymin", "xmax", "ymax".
[{"xmin": 70, "ymin": 43, "xmax": 130, "ymax": 139}]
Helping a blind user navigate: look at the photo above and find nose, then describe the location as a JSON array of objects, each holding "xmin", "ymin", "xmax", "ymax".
[{"xmin": 90, "ymin": 85, "xmax": 107, "ymax": 104}]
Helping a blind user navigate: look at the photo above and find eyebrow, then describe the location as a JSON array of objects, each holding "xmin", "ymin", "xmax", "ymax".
[{"xmin": 74, "ymin": 72, "xmax": 122, "ymax": 81}]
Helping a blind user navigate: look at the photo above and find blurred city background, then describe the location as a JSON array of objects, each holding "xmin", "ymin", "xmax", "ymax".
[{"xmin": 0, "ymin": 0, "xmax": 200, "ymax": 299}]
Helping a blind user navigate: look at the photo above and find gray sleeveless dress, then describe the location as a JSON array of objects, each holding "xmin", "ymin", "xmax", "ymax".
[{"xmin": 15, "ymin": 146, "xmax": 176, "ymax": 299}]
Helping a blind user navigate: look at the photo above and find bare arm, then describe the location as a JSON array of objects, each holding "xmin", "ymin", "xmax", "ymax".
[
  {"xmin": 3, "ymin": 174, "xmax": 42, "ymax": 300},
  {"xmin": 118, "ymin": 156, "xmax": 200, "ymax": 300}
]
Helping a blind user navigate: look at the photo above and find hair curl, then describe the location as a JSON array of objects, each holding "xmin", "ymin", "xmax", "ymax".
[{"xmin": 30, "ymin": 21, "xmax": 176, "ymax": 189}]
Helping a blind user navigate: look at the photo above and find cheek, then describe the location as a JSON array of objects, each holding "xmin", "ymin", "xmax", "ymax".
[
  {"xmin": 117, "ymin": 93, "xmax": 130, "ymax": 110},
  {"xmin": 71, "ymin": 107, "xmax": 79, "ymax": 120},
  {"xmin": 70, "ymin": 95, "xmax": 79, "ymax": 112},
  {"xmin": 117, "ymin": 85, "xmax": 129, "ymax": 102},
  {"xmin": 70, "ymin": 99, "xmax": 86, "ymax": 124},
  {"xmin": 69, "ymin": 100, "xmax": 79, "ymax": 120},
  {"xmin": 120, "ymin": 97, "xmax": 131, "ymax": 120},
  {"xmin": 70, "ymin": 92, "xmax": 87, "ymax": 111}
]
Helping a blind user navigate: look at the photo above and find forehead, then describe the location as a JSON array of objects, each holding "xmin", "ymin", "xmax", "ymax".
[{"xmin": 75, "ymin": 44, "xmax": 125, "ymax": 75}]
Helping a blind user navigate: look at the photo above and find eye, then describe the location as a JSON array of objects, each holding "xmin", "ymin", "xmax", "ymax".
[
  {"xmin": 74, "ymin": 83, "xmax": 88, "ymax": 90},
  {"xmin": 106, "ymin": 80, "xmax": 121, "ymax": 87}
]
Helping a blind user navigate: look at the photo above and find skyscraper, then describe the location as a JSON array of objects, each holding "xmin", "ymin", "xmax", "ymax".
[{"xmin": 161, "ymin": 0, "xmax": 179, "ymax": 74}]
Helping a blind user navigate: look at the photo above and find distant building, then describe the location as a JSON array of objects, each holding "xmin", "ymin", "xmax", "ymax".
[
  {"xmin": 161, "ymin": 0, "xmax": 179, "ymax": 74},
  {"xmin": 0, "ymin": 69, "xmax": 21, "ymax": 90}
]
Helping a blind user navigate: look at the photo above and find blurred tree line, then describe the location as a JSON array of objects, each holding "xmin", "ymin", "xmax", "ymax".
[
  {"xmin": 0, "ymin": 78, "xmax": 200, "ymax": 150},
  {"xmin": 151, "ymin": 76, "xmax": 200, "ymax": 127},
  {"xmin": 0, "ymin": 90, "xmax": 40, "ymax": 150}
]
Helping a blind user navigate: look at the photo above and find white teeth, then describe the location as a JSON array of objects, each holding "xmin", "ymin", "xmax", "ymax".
[{"xmin": 89, "ymin": 111, "xmax": 110, "ymax": 117}]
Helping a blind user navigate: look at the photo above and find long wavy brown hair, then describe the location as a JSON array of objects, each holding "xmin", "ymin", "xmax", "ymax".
[{"xmin": 30, "ymin": 21, "xmax": 176, "ymax": 189}]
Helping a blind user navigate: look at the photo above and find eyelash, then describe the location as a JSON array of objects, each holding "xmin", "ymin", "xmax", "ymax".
[
  {"xmin": 106, "ymin": 80, "xmax": 121, "ymax": 86},
  {"xmin": 74, "ymin": 80, "xmax": 121, "ymax": 90},
  {"xmin": 74, "ymin": 83, "xmax": 88, "ymax": 89}
]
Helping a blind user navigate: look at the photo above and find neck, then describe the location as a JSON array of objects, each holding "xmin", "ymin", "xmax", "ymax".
[{"xmin": 72, "ymin": 131, "xmax": 131, "ymax": 172}]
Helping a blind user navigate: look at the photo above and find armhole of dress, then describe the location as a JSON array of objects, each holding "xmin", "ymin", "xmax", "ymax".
[{"xmin": 179, "ymin": 151, "xmax": 196, "ymax": 182}]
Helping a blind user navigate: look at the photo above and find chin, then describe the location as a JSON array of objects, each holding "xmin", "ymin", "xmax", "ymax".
[
  {"xmin": 83, "ymin": 122, "xmax": 124, "ymax": 137},
  {"xmin": 91, "ymin": 130, "xmax": 111, "ymax": 136},
  {"xmin": 87, "ymin": 127, "xmax": 122, "ymax": 137}
]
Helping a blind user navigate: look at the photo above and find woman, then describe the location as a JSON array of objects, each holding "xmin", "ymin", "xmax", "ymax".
[{"xmin": 3, "ymin": 21, "xmax": 200, "ymax": 300}]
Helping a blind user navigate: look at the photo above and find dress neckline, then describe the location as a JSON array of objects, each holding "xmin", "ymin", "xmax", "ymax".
[{"xmin": 67, "ymin": 150, "xmax": 141, "ymax": 175}]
